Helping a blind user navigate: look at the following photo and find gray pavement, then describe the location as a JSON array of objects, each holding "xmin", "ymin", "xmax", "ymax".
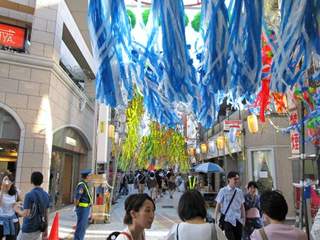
[{"xmin": 48, "ymin": 191, "xmax": 187, "ymax": 239}]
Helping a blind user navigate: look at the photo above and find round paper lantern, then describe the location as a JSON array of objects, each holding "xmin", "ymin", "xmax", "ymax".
[
  {"xmin": 247, "ymin": 114, "xmax": 259, "ymax": 134},
  {"xmin": 188, "ymin": 147, "xmax": 195, "ymax": 156},
  {"xmin": 200, "ymin": 143, "xmax": 208, "ymax": 153},
  {"xmin": 108, "ymin": 124, "xmax": 115, "ymax": 138},
  {"xmin": 216, "ymin": 135, "xmax": 225, "ymax": 150}
]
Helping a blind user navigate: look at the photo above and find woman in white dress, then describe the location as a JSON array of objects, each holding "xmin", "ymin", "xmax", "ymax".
[
  {"xmin": 166, "ymin": 190, "xmax": 217, "ymax": 240},
  {"xmin": 115, "ymin": 193, "xmax": 155, "ymax": 240}
]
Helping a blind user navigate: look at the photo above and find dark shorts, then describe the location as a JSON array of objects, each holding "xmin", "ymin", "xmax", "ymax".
[{"xmin": 168, "ymin": 182, "xmax": 176, "ymax": 190}]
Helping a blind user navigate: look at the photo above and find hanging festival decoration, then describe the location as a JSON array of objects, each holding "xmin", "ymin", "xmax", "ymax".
[
  {"xmin": 88, "ymin": 0, "xmax": 134, "ymax": 107},
  {"xmin": 216, "ymin": 135, "xmax": 225, "ymax": 150},
  {"xmin": 88, "ymin": 0, "xmax": 320, "ymax": 131},
  {"xmin": 228, "ymin": 0, "xmax": 263, "ymax": 101},
  {"xmin": 119, "ymin": 92, "xmax": 144, "ymax": 170},
  {"xmin": 196, "ymin": 0, "xmax": 229, "ymax": 128},
  {"xmin": 200, "ymin": 143, "xmax": 208, "ymax": 154},
  {"xmin": 156, "ymin": 0, "xmax": 197, "ymax": 103},
  {"xmin": 247, "ymin": 114, "xmax": 259, "ymax": 134},
  {"xmin": 270, "ymin": 0, "xmax": 310, "ymax": 92}
]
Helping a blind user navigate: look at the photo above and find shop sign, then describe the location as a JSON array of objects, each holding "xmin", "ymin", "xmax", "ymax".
[
  {"xmin": 289, "ymin": 110, "xmax": 299, "ymax": 125},
  {"xmin": 0, "ymin": 23, "xmax": 26, "ymax": 49},
  {"xmin": 65, "ymin": 136, "xmax": 77, "ymax": 146},
  {"xmin": 223, "ymin": 120, "xmax": 242, "ymax": 131},
  {"xmin": 290, "ymin": 130, "xmax": 300, "ymax": 154},
  {"xmin": 289, "ymin": 110, "xmax": 300, "ymax": 154}
]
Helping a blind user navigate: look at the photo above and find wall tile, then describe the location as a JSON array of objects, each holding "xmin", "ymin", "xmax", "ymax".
[
  {"xmin": 0, "ymin": 63, "xmax": 9, "ymax": 77},
  {"xmin": 0, "ymin": 78, "xmax": 18, "ymax": 93},
  {"xmin": 9, "ymin": 65, "xmax": 31, "ymax": 81},
  {"xmin": 18, "ymin": 81, "xmax": 40, "ymax": 96},
  {"xmin": 5, "ymin": 93, "xmax": 28, "ymax": 108}
]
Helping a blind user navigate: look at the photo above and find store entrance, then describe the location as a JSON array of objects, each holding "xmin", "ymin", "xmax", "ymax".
[
  {"xmin": 62, "ymin": 153, "xmax": 74, "ymax": 204},
  {"xmin": 49, "ymin": 127, "xmax": 89, "ymax": 209},
  {"xmin": 0, "ymin": 108, "xmax": 20, "ymax": 178}
]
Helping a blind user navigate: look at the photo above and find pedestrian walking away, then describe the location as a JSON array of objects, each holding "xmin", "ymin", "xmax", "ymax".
[
  {"xmin": 15, "ymin": 172, "xmax": 50, "ymax": 240},
  {"xmin": 215, "ymin": 171, "xmax": 245, "ymax": 240},
  {"xmin": 73, "ymin": 169, "xmax": 93, "ymax": 240},
  {"xmin": 250, "ymin": 190, "xmax": 307, "ymax": 240},
  {"xmin": 165, "ymin": 190, "xmax": 218, "ymax": 240}
]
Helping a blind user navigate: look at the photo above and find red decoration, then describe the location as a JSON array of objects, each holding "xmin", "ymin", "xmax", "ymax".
[
  {"xmin": 272, "ymin": 93, "xmax": 287, "ymax": 113},
  {"xmin": 255, "ymin": 79, "xmax": 270, "ymax": 122}
]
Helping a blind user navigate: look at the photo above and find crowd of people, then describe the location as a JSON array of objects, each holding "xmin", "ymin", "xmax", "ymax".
[
  {"xmin": 118, "ymin": 169, "xmax": 186, "ymax": 201},
  {"xmin": 0, "ymin": 168, "xmax": 318, "ymax": 240},
  {"xmin": 112, "ymin": 170, "xmax": 312, "ymax": 240}
]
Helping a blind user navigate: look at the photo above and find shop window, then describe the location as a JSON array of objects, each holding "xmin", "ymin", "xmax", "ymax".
[{"xmin": 250, "ymin": 150, "xmax": 275, "ymax": 192}]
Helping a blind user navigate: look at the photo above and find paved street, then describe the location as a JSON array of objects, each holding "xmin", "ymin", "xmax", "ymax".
[{"xmin": 48, "ymin": 191, "xmax": 193, "ymax": 240}]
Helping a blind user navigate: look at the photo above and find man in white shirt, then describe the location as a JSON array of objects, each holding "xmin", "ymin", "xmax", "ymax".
[{"xmin": 215, "ymin": 171, "xmax": 245, "ymax": 240}]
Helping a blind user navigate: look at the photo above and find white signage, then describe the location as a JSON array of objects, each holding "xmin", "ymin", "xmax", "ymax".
[
  {"xmin": 65, "ymin": 137, "xmax": 77, "ymax": 146},
  {"xmin": 223, "ymin": 120, "xmax": 242, "ymax": 131}
]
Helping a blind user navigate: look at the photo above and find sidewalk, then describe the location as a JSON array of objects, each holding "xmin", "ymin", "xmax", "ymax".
[{"xmin": 47, "ymin": 191, "xmax": 183, "ymax": 239}]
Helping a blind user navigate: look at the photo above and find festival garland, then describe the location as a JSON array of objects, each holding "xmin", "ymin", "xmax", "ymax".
[{"xmin": 118, "ymin": 92, "xmax": 144, "ymax": 170}]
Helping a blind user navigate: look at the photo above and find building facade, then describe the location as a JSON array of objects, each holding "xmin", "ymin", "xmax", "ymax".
[
  {"xmin": 202, "ymin": 111, "xmax": 296, "ymax": 217},
  {"xmin": 0, "ymin": 0, "xmax": 96, "ymax": 209}
]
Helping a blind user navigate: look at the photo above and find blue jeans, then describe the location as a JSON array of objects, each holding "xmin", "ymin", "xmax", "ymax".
[{"xmin": 74, "ymin": 207, "xmax": 90, "ymax": 240}]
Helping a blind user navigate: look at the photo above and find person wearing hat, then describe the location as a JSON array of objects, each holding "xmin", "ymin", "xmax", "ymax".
[{"xmin": 74, "ymin": 169, "xmax": 93, "ymax": 240}]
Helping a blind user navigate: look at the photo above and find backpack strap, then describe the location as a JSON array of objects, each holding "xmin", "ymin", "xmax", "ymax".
[
  {"xmin": 224, "ymin": 189, "xmax": 237, "ymax": 215},
  {"xmin": 176, "ymin": 223, "xmax": 180, "ymax": 240},
  {"xmin": 259, "ymin": 228, "xmax": 269, "ymax": 240},
  {"xmin": 119, "ymin": 232, "xmax": 133, "ymax": 240}
]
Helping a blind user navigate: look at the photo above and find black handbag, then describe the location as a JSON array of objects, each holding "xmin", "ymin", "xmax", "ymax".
[{"xmin": 219, "ymin": 189, "xmax": 237, "ymax": 231}]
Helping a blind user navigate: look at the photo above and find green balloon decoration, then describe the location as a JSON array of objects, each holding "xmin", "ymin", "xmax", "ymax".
[
  {"xmin": 127, "ymin": 9, "xmax": 136, "ymax": 29},
  {"xmin": 142, "ymin": 8, "xmax": 189, "ymax": 27},
  {"xmin": 142, "ymin": 9, "xmax": 150, "ymax": 26},
  {"xmin": 191, "ymin": 12, "xmax": 201, "ymax": 32}
]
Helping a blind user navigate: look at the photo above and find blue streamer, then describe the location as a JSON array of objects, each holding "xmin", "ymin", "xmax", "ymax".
[
  {"xmin": 270, "ymin": 0, "xmax": 308, "ymax": 92},
  {"xmin": 157, "ymin": 0, "xmax": 197, "ymax": 103},
  {"xmin": 200, "ymin": 0, "xmax": 229, "ymax": 93},
  {"xmin": 88, "ymin": 0, "xmax": 133, "ymax": 107},
  {"xmin": 228, "ymin": 0, "xmax": 262, "ymax": 101}
]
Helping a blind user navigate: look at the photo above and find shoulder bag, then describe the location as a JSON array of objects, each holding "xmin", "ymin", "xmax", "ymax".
[
  {"xmin": 33, "ymin": 190, "xmax": 48, "ymax": 232},
  {"xmin": 218, "ymin": 189, "xmax": 237, "ymax": 231},
  {"xmin": 259, "ymin": 228, "xmax": 268, "ymax": 240}
]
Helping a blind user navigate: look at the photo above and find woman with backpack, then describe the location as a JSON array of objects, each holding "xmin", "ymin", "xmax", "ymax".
[
  {"xmin": 165, "ymin": 190, "xmax": 218, "ymax": 240},
  {"xmin": 0, "ymin": 173, "xmax": 22, "ymax": 240},
  {"xmin": 107, "ymin": 193, "xmax": 155, "ymax": 240}
]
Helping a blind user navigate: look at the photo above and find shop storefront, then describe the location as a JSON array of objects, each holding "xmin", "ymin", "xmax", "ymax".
[
  {"xmin": 0, "ymin": 108, "xmax": 20, "ymax": 176},
  {"xmin": 49, "ymin": 127, "xmax": 90, "ymax": 209}
]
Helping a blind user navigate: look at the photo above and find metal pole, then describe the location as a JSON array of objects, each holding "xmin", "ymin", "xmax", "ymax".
[{"xmin": 299, "ymin": 101, "xmax": 309, "ymax": 239}]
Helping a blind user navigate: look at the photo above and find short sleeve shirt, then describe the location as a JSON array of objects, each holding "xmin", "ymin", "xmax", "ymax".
[
  {"xmin": 22, "ymin": 187, "xmax": 50, "ymax": 233},
  {"xmin": 216, "ymin": 186, "xmax": 245, "ymax": 226}
]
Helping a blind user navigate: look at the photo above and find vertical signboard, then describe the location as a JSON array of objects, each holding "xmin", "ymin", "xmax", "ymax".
[{"xmin": 289, "ymin": 110, "xmax": 300, "ymax": 154}]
